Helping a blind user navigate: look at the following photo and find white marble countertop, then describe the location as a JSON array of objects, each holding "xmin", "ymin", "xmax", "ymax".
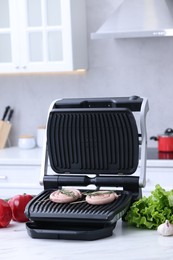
[{"xmin": 1, "ymin": 220, "xmax": 173, "ymax": 260}]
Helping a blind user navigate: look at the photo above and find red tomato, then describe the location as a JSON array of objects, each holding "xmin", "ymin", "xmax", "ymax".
[
  {"xmin": 0, "ymin": 199, "xmax": 12, "ymax": 228},
  {"xmin": 8, "ymin": 194, "xmax": 33, "ymax": 222}
]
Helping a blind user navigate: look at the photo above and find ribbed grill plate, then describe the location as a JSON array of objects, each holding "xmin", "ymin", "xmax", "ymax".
[
  {"xmin": 47, "ymin": 109, "xmax": 139, "ymax": 174},
  {"xmin": 26, "ymin": 190, "xmax": 132, "ymax": 224}
]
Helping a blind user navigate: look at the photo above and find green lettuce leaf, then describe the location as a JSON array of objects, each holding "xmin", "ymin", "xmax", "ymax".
[{"xmin": 125, "ymin": 184, "xmax": 173, "ymax": 229}]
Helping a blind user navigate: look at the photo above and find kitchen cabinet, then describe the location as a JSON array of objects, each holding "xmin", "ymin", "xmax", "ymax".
[
  {"xmin": 0, "ymin": 147, "xmax": 43, "ymax": 198},
  {"xmin": 137, "ymin": 148, "xmax": 173, "ymax": 196},
  {"xmin": 0, "ymin": 0, "xmax": 87, "ymax": 73},
  {"xmin": 140, "ymin": 161, "xmax": 173, "ymax": 196},
  {"xmin": 0, "ymin": 165, "xmax": 43, "ymax": 198}
]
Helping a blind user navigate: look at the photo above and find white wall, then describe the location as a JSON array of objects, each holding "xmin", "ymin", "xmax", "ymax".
[{"xmin": 0, "ymin": 0, "xmax": 173, "ymax": 147}]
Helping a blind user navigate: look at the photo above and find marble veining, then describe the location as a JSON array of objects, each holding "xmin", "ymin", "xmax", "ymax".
[{"xmin": 1, "ymin": 220, "xmax": 173, "ymax": 260}]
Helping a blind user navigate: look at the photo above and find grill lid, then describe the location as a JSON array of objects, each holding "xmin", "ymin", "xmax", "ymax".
[{"xmin": 47, "ymin": 108, "xmax": 139, "ymax": 175}]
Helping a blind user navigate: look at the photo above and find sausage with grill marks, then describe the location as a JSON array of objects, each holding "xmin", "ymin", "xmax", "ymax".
[
  {"xmin": 85, "ymin": 191, "xmax": 119, "ymax": 205},
  {"xmin": 49, "ymin": 188, "xmax": 82, "ymax": 203}
]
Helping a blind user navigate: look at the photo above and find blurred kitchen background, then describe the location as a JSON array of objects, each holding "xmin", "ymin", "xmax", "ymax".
[{"xmin": 0, "ymin": 0, "xmax": 173, "ymax": 147}]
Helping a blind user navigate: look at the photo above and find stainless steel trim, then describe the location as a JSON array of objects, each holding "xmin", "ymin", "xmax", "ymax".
[
  {"xmin": 91, "ymin": 0, "xmax": 173, "ymax": 39},
  {"xmin": 139, "ymin": 98, "xmax": 149, "ymax": 187}
]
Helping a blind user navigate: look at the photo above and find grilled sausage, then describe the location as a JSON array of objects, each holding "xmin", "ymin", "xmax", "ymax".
[
  {"xmin": 85, "ymin": 191, "xmax": 118, "ymax": 205},
  {"xmin": 49, "ymin": 188, "xmax": 82, "ymax": 203}
]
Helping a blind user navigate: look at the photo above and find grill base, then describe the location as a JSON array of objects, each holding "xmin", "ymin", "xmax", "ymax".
[
  {"xmin": 26, "ymin": 221, "xmax": 116, "ymax": 241},
  {"xmin": 25, "ymin": 189, "xmax": 132, "ymax": 240}
]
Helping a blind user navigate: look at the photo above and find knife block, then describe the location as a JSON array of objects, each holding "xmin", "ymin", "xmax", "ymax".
[{"xmin": 0, "ymin": 120, "xmax": 12, "ymax": 149}]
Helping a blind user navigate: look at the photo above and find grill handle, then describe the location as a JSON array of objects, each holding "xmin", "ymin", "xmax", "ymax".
[{"xmin": 43, "ymin": 175, "xmax": 139, "ymax": 191}]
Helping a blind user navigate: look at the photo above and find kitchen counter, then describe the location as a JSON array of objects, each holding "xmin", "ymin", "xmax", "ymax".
[
  {"xmin": 0, "ymin": 146, "xmax": 43, "ymax": 165},
  {"xmin": 146, "ymin": 148, "xmax": 173, "ymax": 167},
  {"xmin": 1, "ymin": 147, "xmax": 173, "ymax": 259},
  {"xmin": 1, "ymin": 220, "xmax": 173, "ymax": 260}
]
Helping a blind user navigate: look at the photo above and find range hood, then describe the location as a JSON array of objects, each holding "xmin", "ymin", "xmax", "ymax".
[{"xmin": 91, "ymin": 0, "xmax": 173, "ymax": 39}]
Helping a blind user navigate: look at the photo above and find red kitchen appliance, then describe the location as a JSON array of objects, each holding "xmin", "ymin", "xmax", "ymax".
[
  {"xmin": 150, "ymin": 128, "xmax": 173, "ymax": 152},
  {"xmin": 25, "ymin": 96, "xmax": 149, "ymax": 240}
]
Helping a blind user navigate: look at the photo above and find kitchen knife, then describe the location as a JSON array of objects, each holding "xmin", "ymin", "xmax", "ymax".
[
  {"xmin": 2, "ymin": 106, "xmax": 10, "ymax": 121},
  {"xmin": 7, "ymin": 109, "xmax": 14, "ymax": 122}
]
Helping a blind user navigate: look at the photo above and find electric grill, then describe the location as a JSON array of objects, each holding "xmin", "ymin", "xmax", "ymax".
[{"xmin": 25, "ymin": 96, "xmax": 149, "ymax": 240}]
